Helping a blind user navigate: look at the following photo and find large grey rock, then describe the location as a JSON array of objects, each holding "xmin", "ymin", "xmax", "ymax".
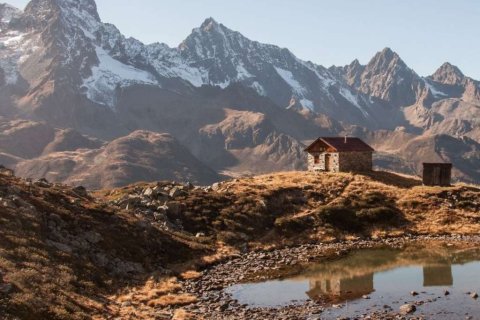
[
  {"xmin": 169, "ymin": 187, "xmax": 186, "ymax": 198},
  {"xmin": 143, "ymin": 187, "xmax": 154, "ymax": 197}
]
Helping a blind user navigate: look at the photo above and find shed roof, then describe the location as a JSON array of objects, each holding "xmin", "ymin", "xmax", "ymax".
[{"xmin": 305, "ymin": 137, "xmax": 375, "ymax": 152}]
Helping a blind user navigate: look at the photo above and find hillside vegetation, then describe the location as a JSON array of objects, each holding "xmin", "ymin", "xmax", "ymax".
[
  {"xmin": 102, "ymin": 171, "xmax": 480, "ymax": 247},
  {"xmin": 1, "ymin": 169, "xmax": 480, "ymax": 319}
]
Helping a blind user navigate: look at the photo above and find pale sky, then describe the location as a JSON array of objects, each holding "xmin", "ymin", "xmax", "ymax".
[{"xmin": 7, "ymin": 0, "xmax": 480, "ymax": 79}]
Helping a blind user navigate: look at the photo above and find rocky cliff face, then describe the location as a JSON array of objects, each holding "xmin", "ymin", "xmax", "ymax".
[
  {"xmin": 0, "ymin": 0, "xmax": 479, "ymax": 185},
  {"xmin": 430, "ymin": 62, "xmax": 466, "ymax": 85},
  {"xmin": 339, "ymin": 48, "xmax": 425, "ymax": 108}
]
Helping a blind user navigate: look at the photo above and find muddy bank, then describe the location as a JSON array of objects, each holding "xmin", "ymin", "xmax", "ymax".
[{"xmin": 177, "ymin": 235, "xmax": 480, "ymax": 320}]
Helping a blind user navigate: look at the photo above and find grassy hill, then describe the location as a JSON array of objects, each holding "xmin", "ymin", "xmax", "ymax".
[{"xmin": 1, "ymin": 169, "xmax": 479, "ymax": 319}]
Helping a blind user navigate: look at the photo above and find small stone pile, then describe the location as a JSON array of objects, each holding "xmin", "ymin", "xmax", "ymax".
[{"xmin": 110, "ymin": 181, "xmax": 203, "ymax": 231}]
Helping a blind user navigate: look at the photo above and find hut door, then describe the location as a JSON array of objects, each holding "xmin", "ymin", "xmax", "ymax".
[
  {"xmin": 324, "ymin": 154, "xmax": 331, "ymax": 171},
  {"xmin": 433, "ymin": 167, "xmax": 441, "ymax": 185}
]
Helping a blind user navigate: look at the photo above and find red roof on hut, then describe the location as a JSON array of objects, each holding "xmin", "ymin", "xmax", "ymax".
[{"xmin": 305, "ymin": 137, "xmax": 374, "ymax": 153}]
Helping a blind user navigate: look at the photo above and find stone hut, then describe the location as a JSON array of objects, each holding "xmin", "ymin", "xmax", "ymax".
[
  {"xmin": 304, "ymin": 137, "xmax": 374, "ymax": 173},
  {"xmin": 422, "ymin": 163, "xmax": 452, "ymax": 186}
]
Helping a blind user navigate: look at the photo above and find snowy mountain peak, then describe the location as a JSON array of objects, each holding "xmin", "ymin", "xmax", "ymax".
[
  {"xmin": 25, "ymin": 0, "xmax": 98, "ymax": 16},
  {"xmin": 22, "ymin": 0, "xmax": 100, "ymax": 31},
  {"xmin": 0, "ymin": 3, "xmax": 21, "ymax": 24},
  {"xmin": 430, "ymin": 62, "xmax": 465, "ymax": 85},
  {"xmin": 58, "ymin": 0, "xmax": 100, "ymax": 21}
]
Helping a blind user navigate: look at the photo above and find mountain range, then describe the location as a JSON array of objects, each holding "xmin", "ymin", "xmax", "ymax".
[{"xmin": 0, "ymin": 0, "xmax": 479, "ymax": 188}]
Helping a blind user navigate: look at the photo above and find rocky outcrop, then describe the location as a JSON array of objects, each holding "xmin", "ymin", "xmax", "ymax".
[
  {"xmin": 340, "ymin": 48, "xmax": 425, "ymax": 108},
  {"xmin": 430, "ymin": 62, "xmax": 466, "ymax": 86}
]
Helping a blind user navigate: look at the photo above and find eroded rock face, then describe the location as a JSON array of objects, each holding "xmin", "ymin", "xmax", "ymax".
[
  {"xmin": 430, "ymin": 62, "xmax": 466, "ymax": 86},
  {"xmin": 343, "ymin": 48, "xmax": 425, "ymax": 108}
]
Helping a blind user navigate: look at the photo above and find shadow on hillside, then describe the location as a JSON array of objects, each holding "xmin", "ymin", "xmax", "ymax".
[{"xmin": 361, "ymin": 170, "xmax": 422, "ymax": 188}]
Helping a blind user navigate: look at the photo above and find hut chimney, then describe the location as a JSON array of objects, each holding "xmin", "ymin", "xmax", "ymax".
[{"xmin": 344, "ymin": 136, "xmax": 347, "ymax": 143}]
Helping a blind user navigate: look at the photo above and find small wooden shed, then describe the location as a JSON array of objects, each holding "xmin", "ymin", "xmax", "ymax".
[{"xmin": 422, "ymin": 163, "xmax": 452, "ymax": 186}]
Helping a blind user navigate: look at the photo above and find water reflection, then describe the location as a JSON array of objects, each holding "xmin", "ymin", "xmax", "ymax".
[
  {"xmin": 299, "ymin": 246, "xmax": 476, "ymax": 303},
  {"xmin": 307, "ymin": 273, "xmax": 374, "ymax": 302},
  {"xmin": 423, "ymin": 265, "xmax": 453, "ymax": 286},
  {"xmin": 227, "ymin": 245, "xmax": 480, "ymax": 310},
  {"xmin": 307, "ymin": 264, "xmax": 457, "ymax": 302}
]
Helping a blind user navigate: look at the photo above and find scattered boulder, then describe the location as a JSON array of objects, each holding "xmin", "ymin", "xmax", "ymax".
[
  {"xmin": 399, "ymin": 304, "xmax": 416, "ymax": 315},
  {"xmin": 166, "ymin": 202, "xmax": 182, "ymax": 215},
  {"xmin": 34, "ymin": 178, "xmax": 51, "ymax": 188},
  {"xmin": 46, "ymin": 240, "xmax": 73, "ymax": 254},
  {"xmin": 143, "ymin": 187, "xmax": 154, "ymax": 197},
  {"xmin": 0, "ymin": 283, "xmax": 13, "ymax": 294},
  {"xmin": 72, "ymin": 186, "xmax": 88, "ymax": 197},
  {"xmin": 470, "ymin": 292, "xmax": 478, "ymax": 299},
  {"xmin": 1, "ymin": 199, "xmax": 16, "ymax": 209},
  {"xmin": 84, "ymin": 231, "xmax": 103, "ymax": 244},
  {"xmin": 183, "ymin": 182, "xmax": 194, "ymax": 190},
  {"xmin": 410, "ymin": 290, "xmax": 419, "ymax": 296},
  {"xmin": 156, "ymin": 205, "xmax": 169, "ymax": 215},
  {"xmin": 153, "ymin": 212, "xmax": 167, "ymax": 221},
  {"xmin": 170, "ymin": 187, "xmax": 186, "ymax": 198},
  {"xmin": 0, "ymin": 166, "xmax": 14, "ymax": 177}
]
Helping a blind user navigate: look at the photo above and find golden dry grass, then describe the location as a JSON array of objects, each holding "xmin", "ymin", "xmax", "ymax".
[
  {"xmin": 146, "ymin": 294, "xmax": 197, "ymax": 307},
  {"xmin": 180, "ymin": 270, "xmax": 202, "ymax": 280},
  {"xmin": 98, "ymin": 170, "xmax": 480, "ymax": 245},
  {"xmin": 111, "ymin": 276, "xmax": 198, "ymax": 318},
  {"xmin": 173, "ymin": 309, "xmax": 203, "ymax": 320}
]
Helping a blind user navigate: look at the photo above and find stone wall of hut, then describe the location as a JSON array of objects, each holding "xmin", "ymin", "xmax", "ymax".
[
  {"xmin": 307, "ymin": 152, "xmax": 340, "ymax": 172},
  {"xmin": 338, "ymin": 152, "xmax": 373, "ymax": 172},
  {"xmin": 308, "ymin": 151, "xmax": 372, "ymax": 172}
]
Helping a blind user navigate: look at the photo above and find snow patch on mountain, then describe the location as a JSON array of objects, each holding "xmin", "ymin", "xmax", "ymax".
[
  {"xmin": 274, "ymin": 67, "xmax": 306, "ymax": 95},
  {"xmin": 425, "ymin": 80, "xmax": 448, "ymax": 98},
  {"xmin": 300, "ymin": 98, "xmax": 315, "ymax": 109},
  {"xmin": 0, "ymin": 29, "xmax": 38, "ymax": 85},
  {"xmin": 82, "ymin": 47, "xmax": 158, "ymax": 107},
  {"xmin": 250, "ymin": 81, "xmax": 266, "ymax": 96},
  {"xmin": 340, "ymin": 87, "xmax": 369, "ymax": 118},
  {"xmin": 236, "ymin": 63, "xmax": 252, "ymax": 80}
]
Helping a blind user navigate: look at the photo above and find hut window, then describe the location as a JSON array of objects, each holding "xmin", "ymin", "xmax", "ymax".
[{"xmin": 314, "ymin": 155, "xmax": 320, "ymax": 164}]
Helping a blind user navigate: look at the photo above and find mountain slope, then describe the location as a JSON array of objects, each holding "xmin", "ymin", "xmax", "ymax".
[
  {"xmin": 192, "ymin": 108, "xmax": 306, "ymax": 173},
  {"xmin": 0, "ymin": 168, "xmax": 204, "ymax": 320},
  {"xmin": 16, "ymin": 130, "xmax": 221, "ymax": 188}
]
